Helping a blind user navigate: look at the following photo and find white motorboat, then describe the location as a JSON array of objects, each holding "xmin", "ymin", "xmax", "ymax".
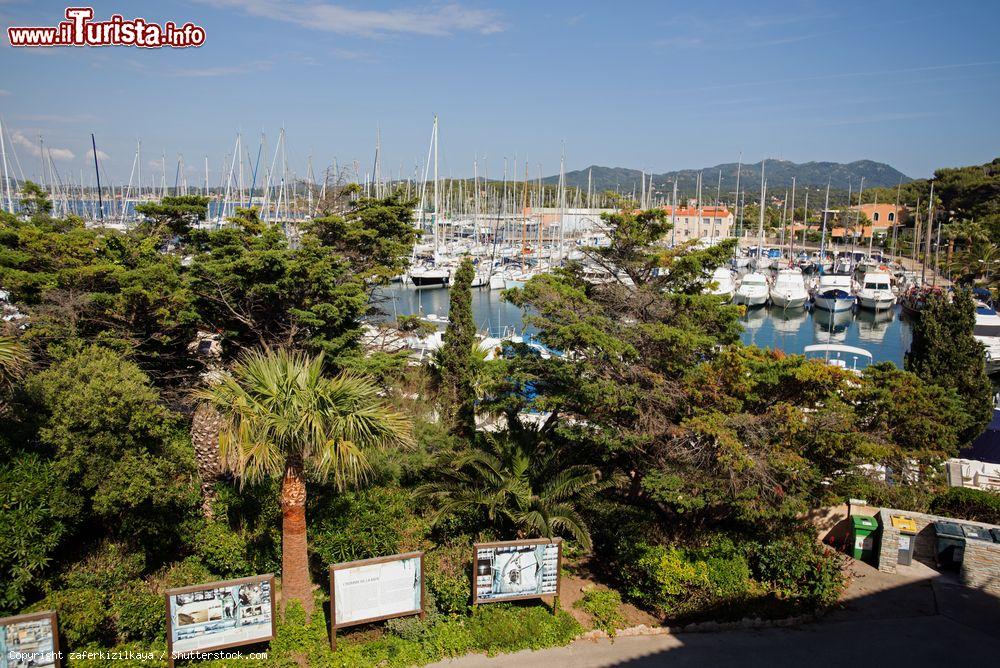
[
  {"xmin": 769, "ymin": 268, "xmax": 809, "ymax": 308},
  {"xmin": 855, "ymin": 270, "xmax": 895, "ymax": 311},
  {"xmin": 973, "ymin": 299, "xmax": 1000, "ymax": 375},
  {"xmin": 804, "ymin": 344, "xmax": 873, "ymax": 374},
  {"xmin": 733, "ymin": 272, "xmax": 769, "ymax": 307},
  {"xmin": 705, "ymin": 266, "xmax": 736, "ymax": 299},
  {"xmin": 812, "ymin": 274, "xmax": 855, "ymax": 312}
]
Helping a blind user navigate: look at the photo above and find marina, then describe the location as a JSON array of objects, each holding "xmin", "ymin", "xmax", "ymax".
[{"xmin": 377, "ymin": 283, "xmax": 917, "ymax": 369}]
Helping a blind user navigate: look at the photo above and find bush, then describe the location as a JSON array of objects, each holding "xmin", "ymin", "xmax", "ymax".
[
  {"xmin": 424, "ymin": 543, "xmax": 471, "ymax": 615},
  {"xmin": 30, "ymin": 586, "xmax": 110, "ymax": 647},
  {"xmin": 748, "ymin": 537, "xmax": 844, "ymax": 609},
  {"xmin": 109, "ymin": 582, "xmax": 164, "ymax": 643},
  {"xmin": 191, "ymin": 520, "xmax": 254, "ymax": 578},
  {"xmin": 309, "ymin": 486, "xmax": 428, "ymax": 570},
  {"xmin": 575, "ymin": 589, "xmax": 626, "ymax": 637},
  {"xmin": 930, "ymin": 487, "xmax": 1000, "ymax": 524},
  {"xmin": 466, "ymin": 605, "xmax": 580, "ymax": 656}
]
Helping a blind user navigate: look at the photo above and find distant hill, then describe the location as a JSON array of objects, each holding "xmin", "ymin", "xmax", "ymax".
[{"xmin": 543, "ymin": 160, "xmax": 913, "ymax": 198}]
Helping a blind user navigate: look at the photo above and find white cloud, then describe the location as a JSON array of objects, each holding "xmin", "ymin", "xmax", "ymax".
[
  {"xmin": 0, "ymin": 89, "xmax": 10, "ymax": 96},
  {"xmin": 197, "ymin": 0, "xmax": 505, "ymax": 37},
  {"xmin": 11, "ymin": 131, "xmax": 75, "ymax": 161},
  {"xmin": 85, "ymin": 147, "xmax": 110, "ymax": 162},
  {"xmin": 168, "ymin": 59, "xmax": 273, "ymax": 77}
]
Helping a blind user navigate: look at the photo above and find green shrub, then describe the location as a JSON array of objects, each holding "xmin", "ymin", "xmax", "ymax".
[
  {"xmin": 109, "ymin": 582, "xmax": 163, "ymax": 643},
  {"xmin": 309, "ymin": 486, "xmax": 428, "ymax": 569},
  {"xmin": 749, "ymin": 537, "xmax": 844, "ymax": 609},
  {"xmin": 466, "ymin": 605, "xmax": 580, "ymax": 656},
  {"xmin": 930, "ymin": 487, "xmax": 1000, "ymax": 524},
  {"xmin": 575, "ymin": 589, "xmax": 626, "ymax": 637},
  {"xmin": 192, "ymin": 520, "xmax": 254, "ymax": 578},
  {"xmin": 621, "ymin": 543, "xmax": 708, "ymax": 615},
  {"xmin": 160, "ymin": 556, "xmax": 214, "ymax": 589},
  {"xmin": 30, "ymin": 586, "xmax": 110, "ymax": 647},
  {"xmin": 424, "ymin": 543, "xmax": 471, "ymax": 614}
]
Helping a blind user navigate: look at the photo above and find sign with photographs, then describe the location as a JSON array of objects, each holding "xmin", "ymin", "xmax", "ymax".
[
  {"xmin": 165, "ymin": 575, "xmax": 275, "ymax": 657},
  {"xmin": 473, "ymin": 539, "xmax": 561, "ymax": 604},
  {"xmin": 0, "ymin": 611, "xmax": 60, "ymax": 668},
  {"xmin": 331, "ymin": 552, "xmax": 423, "ymax": 629}
]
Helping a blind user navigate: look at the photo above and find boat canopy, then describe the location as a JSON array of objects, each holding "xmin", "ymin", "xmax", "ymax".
[{"xmin": 803, "ymin": 344, "xmax": 874, "ymax": 360}]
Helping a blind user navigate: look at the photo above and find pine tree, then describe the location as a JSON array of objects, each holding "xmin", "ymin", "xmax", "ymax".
[
  {"xmin": 440, "ymin": 257, "xmax": 477, "ymax": 438},
  {"xmin": 905, "ymin": 288, "xmax": 994, "ymax": 442}
]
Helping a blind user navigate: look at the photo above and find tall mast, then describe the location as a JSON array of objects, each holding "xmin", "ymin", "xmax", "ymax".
[
  {"xmin": 788, "ymin": 176, "xmax": 796, "ymax": 259},
  {"xmin": 819, "ymin": 179, "xmax": 830, "ymax": 270},
  {"xmin": 756, "ymin": 160, "xmax": 766, "ymax": 260},
  {"xmin": 890, "ymin": 178, "xmax": 902, "ymax": 263},
  {"xmin": 732, "ymin": 153, "xmax": 742, "ymax": 249},
  {"xmin": 868, "ymin": 192, "xmax": 878, "ymax": 259},
  {"xmin": 0, "ymin": 118, "xmax": 12, "ymax": 213},
  {"xmin": 922, "ymin": 181, "xmax": 934, "ymax": 284},
  {"xmin": 670, "ymin": 180, "xmax": 677, "ymax": 246},
  {"xmin": 433, "ymin": 115, "xmax": 439, "ymax": 254},
  {"xmin": 91, "ymin": 133, "xmax": 104, "ymax": 222}
]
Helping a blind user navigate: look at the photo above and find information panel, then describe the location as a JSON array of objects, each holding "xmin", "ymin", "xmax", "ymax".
[
  {"xmin": 330, "ymin": 552, "xmax": 423, "ymax": 629},
  {"xmin": 165, "ymin": 574, "xmax": 275, "ymax": 658},
  {"xmin": 0, "ymin": 611, "xmax": 60, "ymax": 668},
  {"xmin": 473, "ymin": 539, "xmax": 561, "ymax": 604}
]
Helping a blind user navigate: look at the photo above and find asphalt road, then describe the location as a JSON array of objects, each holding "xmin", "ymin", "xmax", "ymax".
[{"xmin": 429, "ymin": 614, "xmax": 994, "ymax": 668}]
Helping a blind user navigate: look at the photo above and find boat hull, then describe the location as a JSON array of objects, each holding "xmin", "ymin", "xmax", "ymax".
[
  {"xmin": 733, "ymin": 292, "xmax": 768, "ymax": 306},
  {"xmin": 813, "ymin": 295, "xmax": 855, "ymax": 312},
  {"xmin": 856, "ymin": 293, "xmax": 895, "ymax": 311},
  {"xmin": 769, "ymin": 292, "xmax": 808, "ymax": 309},
  {"xmin": 410, "ymin": 275, "xmax": 449, "ymax": 288}
]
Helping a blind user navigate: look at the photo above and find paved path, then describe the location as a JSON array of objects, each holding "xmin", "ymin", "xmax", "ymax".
[
  {"xmin": 430, "ymin": 560, "xmax": 999, "ymax": 668},
  {"xmin": 430, "ymin": 615, "xmax": 992, "ymax": 667}
]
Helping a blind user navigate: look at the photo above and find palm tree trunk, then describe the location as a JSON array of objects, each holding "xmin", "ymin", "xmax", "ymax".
[
  {"xmin": 280, "ymin": 457, "xmax": 313, "ymax": 616},
  {"xmin": 191, "ymin": 404, "xmax": 223, "ymax": 519}
]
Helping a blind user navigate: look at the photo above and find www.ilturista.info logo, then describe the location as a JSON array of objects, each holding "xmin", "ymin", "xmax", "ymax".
[{"xmin": 7, "ymin": 7, "xmax": 205, "ymax": 48}]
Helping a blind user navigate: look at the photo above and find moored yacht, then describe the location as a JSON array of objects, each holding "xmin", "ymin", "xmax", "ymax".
[
  {"xmin": 812, "ymin": 274, "xmax": 855, "ymax": 312},
  {"xmin": 733, "ymin": 272, "xmax": 769, "ymax": 307},
  {"xmin": 769, "ymin": 268, "xmax": 809, "ymax": 308},
  {"xmin": 408, "ymin": 265, "xmax": 450, "ymax": 288},
  {"xmin": 705, "ymin": 266, "xmax": 736, "ymax": 299},
  {"xmin": 973, "ymin": 297, "xmax": 1000, "ymax": 375},
  {"xmin": 855, "ymin": 270, "xmax": 895, "ymax": 311}
]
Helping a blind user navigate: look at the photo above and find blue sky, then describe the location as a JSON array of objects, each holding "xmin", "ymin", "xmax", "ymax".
[{"xmin": 1, "ymin": 0, "xmax": 999, "ymax": 184}]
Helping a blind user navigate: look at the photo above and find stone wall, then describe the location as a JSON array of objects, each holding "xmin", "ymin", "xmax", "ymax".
[
  {"xmin": 962, "ymin": 539, "xmax": 1000, "ymax": 595},
  {"xmin": 874, "ymin": 508, "xmax": 1000, "ymax": 595}
]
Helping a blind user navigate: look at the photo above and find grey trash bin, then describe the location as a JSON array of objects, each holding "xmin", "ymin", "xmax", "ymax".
[
  {"xmin": 961, "ymin": 524, "xmax": 993, "ymax": 544},
  {"xmin": 933, "ymin": 521, "xmax": 965, "ymax": 568}
]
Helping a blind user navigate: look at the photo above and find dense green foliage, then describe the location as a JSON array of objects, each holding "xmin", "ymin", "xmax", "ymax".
[
  {"xmin": 905, "ymin": 289, "xmax": 993, "ymax": 441},
  {"xmin": 438, "ymin": 257, "xmax": 477, "ymax": 437},
  {"xmin": 930, "ymin": 487, "xmax": 1000, "ymax": 524},
  {"xmin": 574, "ymin": 589, "xmax": 626, "ymax": 637},
  {"xmin": 0, "ymin": 164, "xmax": 995, "ymax": 665}
]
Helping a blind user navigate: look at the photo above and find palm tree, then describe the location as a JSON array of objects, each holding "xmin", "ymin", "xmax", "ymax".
[
  {"xmin": 0, "ymin": 335, "xmax": 28, "ymax": 391},
  {"xmin": 418, "ymin": 432, "xmax": 607, "ymax": 550},
  {"xmin": 194, "ymin": 348, "xmax": 412, "ymax": 615}
]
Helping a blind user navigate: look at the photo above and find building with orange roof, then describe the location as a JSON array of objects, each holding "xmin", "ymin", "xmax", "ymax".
[{"xmin": 659, "ymin": 205, "xmax": 734, "ymax": 241}]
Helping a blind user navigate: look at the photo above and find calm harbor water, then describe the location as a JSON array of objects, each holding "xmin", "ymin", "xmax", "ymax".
[{"xmin": 377, "ymin": 285, "xmax": 914, "ymax": 368}]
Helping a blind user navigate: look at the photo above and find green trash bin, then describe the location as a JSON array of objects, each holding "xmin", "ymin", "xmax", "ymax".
[{"xmin": 850, "ymin": 515, "xmax": 879, "ymax": 563}]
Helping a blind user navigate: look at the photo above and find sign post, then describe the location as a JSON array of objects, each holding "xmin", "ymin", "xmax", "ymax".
[
  {"xmin": 329, "ymin": 552, "xmax": 424, "ymax": 651},
  {"xmin": 0, "ymin": 610, "xmax": 61, "ymax": 668},
  {"xmin": 472, "ymin": 539, "xmax": 562, "ymax": 613},
  {"xmin": 164, "ymin": 574, "xmax": 276, "ymax": 667}
]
